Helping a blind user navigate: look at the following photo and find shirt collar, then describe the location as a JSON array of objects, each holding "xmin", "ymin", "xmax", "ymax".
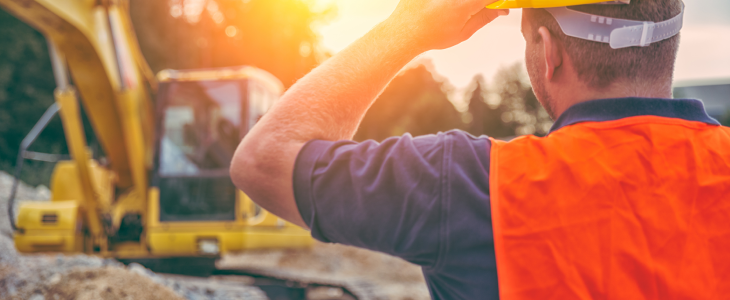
[{"xmin": 550, "ymin": 97, "xmax": 720, "ymax": 133}]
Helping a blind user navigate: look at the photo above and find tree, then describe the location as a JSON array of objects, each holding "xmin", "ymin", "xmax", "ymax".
[
  {"xmin": 0, "ymin": 9, "xmax": 66, "ymax": 186},
  {"xmin": 466, "ymin": 75, "xmax": 487, "ymax": 136},
  {"xmin": 491, "ymin": 63, "xmax": 553, "ymax": 137},
  {"xmin": 464, "ymin": 75, "xmax": 513, "ymax": 138},
  {"xmin": 130, "ymin": 0, "xmax": 334, "ymax": 87},
  {"xmin": 354, "ymin": 62, "xmax": 463, "ymax": 142}
]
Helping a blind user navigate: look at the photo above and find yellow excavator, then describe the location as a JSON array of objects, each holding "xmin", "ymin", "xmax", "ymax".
[{"xmin": 2, "ymin": 0, "xmax": 316, "ymax": 273}]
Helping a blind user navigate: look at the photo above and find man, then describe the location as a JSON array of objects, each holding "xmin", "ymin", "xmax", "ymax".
[{"xmin": 231, "ymin": 0, "xmax": 730, "ymax": 298}]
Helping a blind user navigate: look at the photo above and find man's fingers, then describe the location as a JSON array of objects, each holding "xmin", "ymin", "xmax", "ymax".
[{"xmin": 460, "ymin": 8, "xmax": 507, "ymax": 39}]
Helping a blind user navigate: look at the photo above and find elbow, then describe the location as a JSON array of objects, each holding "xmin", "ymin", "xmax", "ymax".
[
  {"xmin": 230, "ymin": 142, "xmax": 257, "ymax": 195},
  {"xmin": 229, "ymin": 138, "xmax": 286, "ymax": 217},
  {"xmin": 230, "ymin": 133, "xmax": 308, "ymax": 227}
]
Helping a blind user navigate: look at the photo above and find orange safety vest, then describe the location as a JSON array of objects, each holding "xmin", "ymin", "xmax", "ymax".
[{"xmin": 490, "ymin": 115, "xmax": 730, "ymax": 299}]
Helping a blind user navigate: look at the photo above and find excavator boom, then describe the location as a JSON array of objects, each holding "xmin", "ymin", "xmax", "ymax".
[
  {"xmin": 0, "ymin": 0, "xmax": 153, "ymax": 191},
  {"xmin": 2, "ymin": 0, "xmax": 312, "ymax": 258}
]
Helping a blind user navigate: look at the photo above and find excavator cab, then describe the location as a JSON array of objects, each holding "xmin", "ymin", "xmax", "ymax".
[
  {"xmin": 144, "ymin": 67, "xmax": 312, "ymax": 258},
  {"xmin": 153, "ymin": 68, "xmax": 276, "ymax": 222}
]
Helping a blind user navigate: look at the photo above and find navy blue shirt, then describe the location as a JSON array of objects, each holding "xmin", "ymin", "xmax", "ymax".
[{"xmin": 292, "ymin": 98, "xmax": 719, "ymax": 300}]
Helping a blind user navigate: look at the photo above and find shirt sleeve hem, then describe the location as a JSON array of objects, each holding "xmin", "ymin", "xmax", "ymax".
[{"xmin": 293, "ymin": 139, "xmax": 334, "ymax": 232}]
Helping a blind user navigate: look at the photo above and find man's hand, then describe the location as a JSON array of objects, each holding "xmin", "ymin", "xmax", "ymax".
[
  {"xmin": 231, "ymin": 0, "xmax": 506, "ymax": 228},
  {"xmin": 388, "ymin": 0, "xmax": 508, "ymax": 51}
]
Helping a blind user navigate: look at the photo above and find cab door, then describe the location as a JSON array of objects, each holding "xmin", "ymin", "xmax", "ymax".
[{"xmin": 154, "ymin": 79, "xmax": 246, "ymax": 222}]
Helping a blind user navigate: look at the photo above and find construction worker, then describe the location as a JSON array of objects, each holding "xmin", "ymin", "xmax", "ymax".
[{"xmin": 231, "ymin": 0, "xmax": 730, "ymax": 298}]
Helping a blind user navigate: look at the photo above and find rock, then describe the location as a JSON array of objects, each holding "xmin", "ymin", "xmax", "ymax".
[
  {"xmin": 128, "ymin": 263, "xmax": 155, "ymax": 278},
  {"xmin": 47, "ymin": 274, "xmax": 61, "ymax": 285},
  {"xmin": 0, "ymin": 171, "xmax": 51, "ymax": 239},
  {"xmin": 28, "ymin": 293, "xmax": 44, "ymax": 300},
  {"xmin": 157, "ymin": 274, "xmax": 268, "ymax": 300}
]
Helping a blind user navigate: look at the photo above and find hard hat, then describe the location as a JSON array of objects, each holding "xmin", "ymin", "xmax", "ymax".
[
  {"xmin": 487, "ymin": 0, "xmax": 685, "ymax": 49},
  {"xmin": 487, "ymin": 0, "xmax": 630, "ymax": 9}
]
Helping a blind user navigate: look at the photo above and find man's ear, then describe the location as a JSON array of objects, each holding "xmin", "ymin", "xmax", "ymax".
[{"xmin": 537, "ymin": 26, "xmax": 563, "ymax": 81}]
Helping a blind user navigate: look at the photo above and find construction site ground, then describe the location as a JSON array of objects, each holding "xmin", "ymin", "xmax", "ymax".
[{"xmin": 0, "ymin": 171, "xmax": 430, "ymax": 300}]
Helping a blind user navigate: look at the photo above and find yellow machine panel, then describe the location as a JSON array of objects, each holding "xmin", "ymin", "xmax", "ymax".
[
  {"xmin": 147, "ymin": 227, "xmax": 313, "ymax": 257},
  {"xmin": 14, "ymin": 201, "xmax": 83, "ymax": 253},
  {"xmin": 145, "ymin": 187, "xmax": 312, "ymax": 258}
]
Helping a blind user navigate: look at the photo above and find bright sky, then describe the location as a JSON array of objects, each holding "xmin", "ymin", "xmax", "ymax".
[{"xmin": 315, "ymin": 0, "xmax": 730, "ymax": 95}]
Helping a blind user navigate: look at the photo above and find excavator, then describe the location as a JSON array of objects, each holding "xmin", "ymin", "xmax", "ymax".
[{"xmin": 1, "ymin": 0, "xmax": 375, "ymax": 299}]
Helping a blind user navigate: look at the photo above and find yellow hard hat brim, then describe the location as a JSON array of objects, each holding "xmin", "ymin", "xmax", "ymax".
[{"xmin": 487, "ymin": 0, "xmax": 620, "ymax": 9}]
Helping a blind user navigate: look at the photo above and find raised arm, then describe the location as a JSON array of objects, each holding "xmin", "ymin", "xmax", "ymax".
[{"xmin": 230, "ymin": 0, "xmax": 507, "ymax": 227}]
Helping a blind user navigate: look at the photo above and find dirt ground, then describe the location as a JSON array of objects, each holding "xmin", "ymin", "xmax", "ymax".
[
  {"xmin": 2, "ymin": 266, "xmax": 184, "ymax": 300},
  {"xmin": 0, "ymin": 170, "xmax": 431, "ymax": 300}
]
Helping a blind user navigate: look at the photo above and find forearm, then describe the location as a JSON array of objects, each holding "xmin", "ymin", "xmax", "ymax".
[{"xmin": 257, "ymin": 19, "xmax": 423, "ymax": 144}]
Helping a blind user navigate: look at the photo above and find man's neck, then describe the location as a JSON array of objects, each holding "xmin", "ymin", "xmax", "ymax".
[{"xmin": 552, "ymin": 79, "xmax": 674, "ymax": 118}]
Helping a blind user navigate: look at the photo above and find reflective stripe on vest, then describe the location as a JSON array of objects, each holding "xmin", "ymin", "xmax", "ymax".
[{"xmin": 489, "ymin": 116, "xmax": 730, "ymax": 299}]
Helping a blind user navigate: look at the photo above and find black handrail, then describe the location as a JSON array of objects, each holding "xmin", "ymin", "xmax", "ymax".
[{"xmin": 7, "ymin": 103, "xmax": 61, "ymax": 232}]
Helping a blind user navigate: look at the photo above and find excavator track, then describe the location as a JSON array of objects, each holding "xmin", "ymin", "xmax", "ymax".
[
  {"xmin": 211, "ymin": 267, "xmax": 384, "ymax": 300},
  {"xmin": 123, "ymin": 258, "xmax": 385, "ymax": 300}
]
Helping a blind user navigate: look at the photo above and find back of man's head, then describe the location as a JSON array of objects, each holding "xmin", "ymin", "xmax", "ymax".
[{"xmin": 525, "ymin": 0, "xmax": 683, "ymax": 90}]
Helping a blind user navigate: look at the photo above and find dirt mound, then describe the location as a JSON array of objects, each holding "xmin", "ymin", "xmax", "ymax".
[
  {"xmin": 46, "ymin": 267, "xmax": 182, "ymax": 300},
  {"xmin": 4, "ymin": 266, "xmax": 184, "ymax": 300}
]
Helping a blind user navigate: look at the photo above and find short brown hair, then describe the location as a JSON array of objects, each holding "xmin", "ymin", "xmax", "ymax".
[{"xmin": 526, "ymin": 0, "xmax": 683, "ymax": 89}]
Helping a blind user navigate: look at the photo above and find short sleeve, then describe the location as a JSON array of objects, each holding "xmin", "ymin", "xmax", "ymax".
[{"xmin": 293, "ymin": 131, "xmax": 493, "ymax": 269}]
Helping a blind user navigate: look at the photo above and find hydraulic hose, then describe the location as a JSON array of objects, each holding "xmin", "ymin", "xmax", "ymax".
[{"xmin": 7, "ymin": 103, "xmax": 60, "ymax": 232}]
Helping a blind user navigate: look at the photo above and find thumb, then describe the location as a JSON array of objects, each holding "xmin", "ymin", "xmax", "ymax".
[{"xmin": 460, "ymin": 8, "xmax": 508, "ymax": 40}]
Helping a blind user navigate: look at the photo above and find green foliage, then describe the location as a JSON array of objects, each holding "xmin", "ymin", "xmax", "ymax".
[
  {"xmin": 466, "ymin": 63, "xmax": 553, "ymax": 139},
  {"xmin": 355, "ymin": 62, "xmax": 553, "ymax": 142},
  {"xmin": 465, "ymin": 75, "xmax": 513, "ymax": 138},
  {"xmin": 492, "ymin": 63, "xmax": 553, "ymax": 137},
  {"xmin": 354, "ymin": 64, "xmax": 463, "ymax": 142},
  {"xmin": 0, "ymin": 9, "xmax": 65, "ymax": 186}
]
